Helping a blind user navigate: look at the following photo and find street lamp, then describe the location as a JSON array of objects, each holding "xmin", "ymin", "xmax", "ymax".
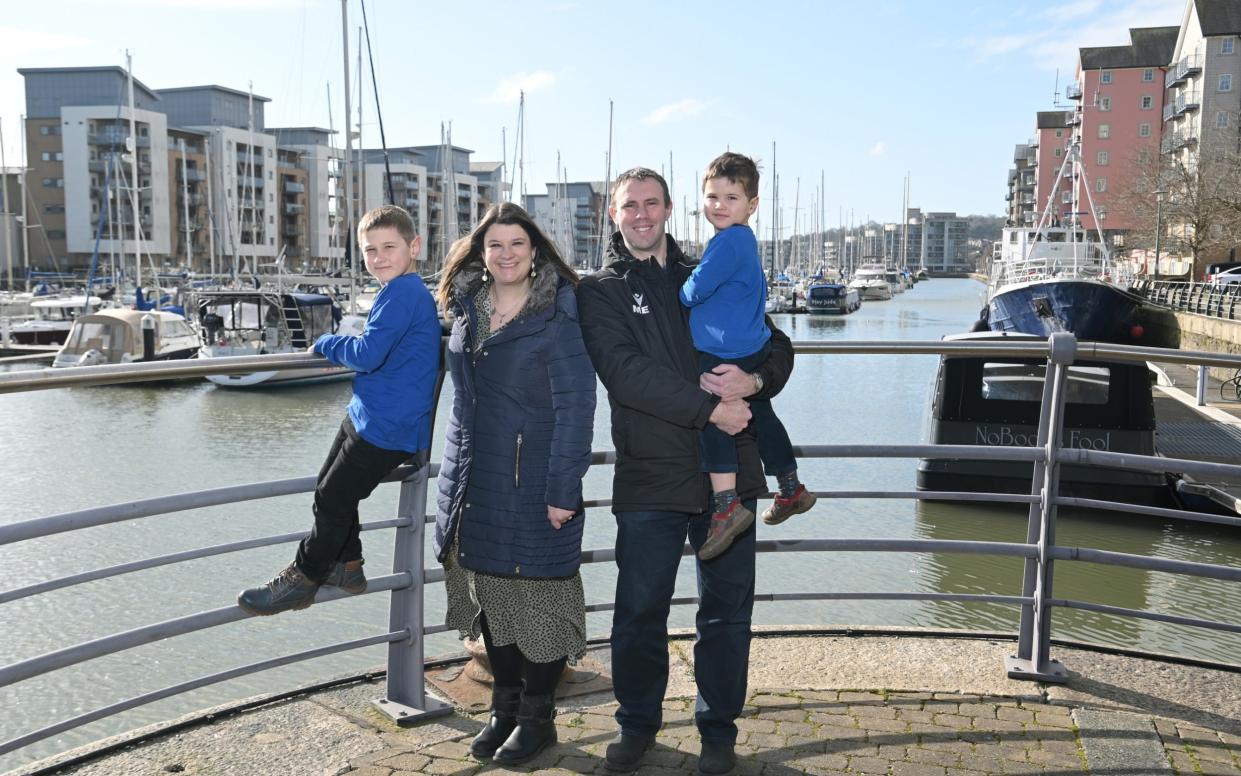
[{"xmin": 1153, "ymin": 188, "xmax": 1167, "ymax": 281}]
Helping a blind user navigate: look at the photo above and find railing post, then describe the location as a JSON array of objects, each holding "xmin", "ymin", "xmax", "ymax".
[
  {"xmin": 1007, "ymin": 331, "xmax": 1073, "ymax": 683},
  {"xmin": 372, "ymin": 462, "xmax": 453, "ymax": 725},
  {"xmin": 1197, "ymin": 365, "xmax": 1209, "ymax": 406}
]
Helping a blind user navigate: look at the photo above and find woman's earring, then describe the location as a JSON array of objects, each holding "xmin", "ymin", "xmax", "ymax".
[
  {"xmin": 529, "ymin": 263, "xmax": 537, "ymax": 277},
  {"xmin": 481, "ymin": 267, "xmax": 489, "ymax": 282}
]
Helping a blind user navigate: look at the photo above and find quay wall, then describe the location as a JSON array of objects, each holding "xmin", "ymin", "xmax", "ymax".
[{"xmin": 1175, "ymin": 310, "xmax": 1241, "ymax": 380}]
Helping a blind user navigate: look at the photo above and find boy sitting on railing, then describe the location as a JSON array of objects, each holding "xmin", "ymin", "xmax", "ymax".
[{"xmin": 237, "ymin": 205, "xmax": 440, "ymax": 616}]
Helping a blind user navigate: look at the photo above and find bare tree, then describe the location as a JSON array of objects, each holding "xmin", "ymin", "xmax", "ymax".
[{"xmin": 1119, "ymin": 136, "xmax": 1241, "ymax": 270}]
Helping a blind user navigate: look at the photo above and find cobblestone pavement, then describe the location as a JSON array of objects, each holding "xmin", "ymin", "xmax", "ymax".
[{"xmin": 338, "ymin": 689, "xmax": 1241, "ymax": 775}]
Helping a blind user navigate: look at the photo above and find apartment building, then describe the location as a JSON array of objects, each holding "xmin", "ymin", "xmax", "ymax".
[
  {"xmin": 1164, "ymin": 2, "xmax": 1241, "ymax": 173},
  {"xmin": 1005, "ymin": 143, "xmax": 1038, "ymax": 226},
  {"xmin": 1071, "ymin": 26, "xmax": 1177, "ymax": 236},
  {"xmin": 523, "ymin": 189, "xmax": 576, "ymax": 261},
  {"xmin": 880, "ymin": 208, "xmax": 969, "ymax": 272},
  {"xmin": 1033, "ymin": 110, "xmax": 1075, "ymax": 216},
  {"xmin": 356, "ymin": 147, "xmax": 429, "ymax": 253},
  {"xmin": 1, "ymin": 168, "xmax": 26, "ymax": 285},
  {"xmin": 271, "ymin": 127, "xmax": 345, "ymax": 271},
  {"xmin": 522, "ymin": 181, "xmax": 609, "ymax": 268}
]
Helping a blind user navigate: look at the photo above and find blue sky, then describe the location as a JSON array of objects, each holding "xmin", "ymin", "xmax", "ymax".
[{"xmin": 0, "ymin": 0, "xmax": 1182, "ymax": 235}]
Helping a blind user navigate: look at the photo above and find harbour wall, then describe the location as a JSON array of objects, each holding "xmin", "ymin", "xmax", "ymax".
[{"xmin": 1174, "ymin": 310, "xmax": 1241, "ymax": 380}]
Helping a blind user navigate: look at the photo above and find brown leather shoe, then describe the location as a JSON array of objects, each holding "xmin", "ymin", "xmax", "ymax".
[
  {"xmin": 762, "ymin": 485, "xmax": 817, "ymax": 525},
  {"xmin": 698, "ymin": 501, "xmax": 755, "ymax": 561}
]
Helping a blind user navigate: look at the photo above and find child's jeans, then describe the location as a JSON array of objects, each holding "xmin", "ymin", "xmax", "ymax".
[
  {"xmin": 698, "ymin": 342, "xmax": 797, "ymax": 478},
  {"xmin": 295, "ymin": 416, "xmax": 421, "ymax": 582}
]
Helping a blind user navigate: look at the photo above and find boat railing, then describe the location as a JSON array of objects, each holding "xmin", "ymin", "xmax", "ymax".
[
  {"xmin": 3, "ymin": 336, "xmax": 1241, "ymax": 768},
  {"xmin": 990, "ymin": 252, "xmax": 1108, "ymax": 288},
  {"xmin": 1134, "ymin": 278, "xmax": 1241, "ymax": 322}
]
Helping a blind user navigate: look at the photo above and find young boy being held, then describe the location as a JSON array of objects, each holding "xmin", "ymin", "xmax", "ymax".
[
  {"xmin": 238, "ymin": 205, "xmax": 441, "ymax": 615},
  {"xmin": 680, "ymin": 152, "xmax": 816, "ymax": 561}
]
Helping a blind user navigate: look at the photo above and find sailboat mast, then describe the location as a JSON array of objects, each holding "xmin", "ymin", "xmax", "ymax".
[
  {"xmin": 180, "ymin": 138, "xmax": 191, "ymax": 269},
  {"xmin": 340, "ymin": 0, "xmax": 356, "ymax": 305},
  {"xmin": 246, "ymin": 83, "xmax": 257, "ymax": 277},
  {"xmin": 769, "ymin": 141, "xmax": 777, "ymax": 277},
  {"xmin": 204, "ymin": 129, "xmax": 216, "ymax": 277},
  {"xmin": 357, "ymin": 26, "xmax": 366, "ymax": 209},
  {"xmin": 20, "ymin": 114, "xmax": 29, "ymax": 290},
  {"xmin": 1, "ymin": 117, "xmax": 11, "ymax": 290},
  {"xmin": 125, "ymin": 51, "xmax": 141, "ymax": 297},
  {"xmin": 598, "ymin": 98, "xmax": 613, "ymax": 268},
  {"xmin": 517, "ymin": 92, "xmax": 525, "ymax": 205}
]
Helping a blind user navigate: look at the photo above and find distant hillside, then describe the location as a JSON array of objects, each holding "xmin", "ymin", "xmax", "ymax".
[{"xmin": 964, "ymin": 214, "xmax": 1005, "ymax": 242}]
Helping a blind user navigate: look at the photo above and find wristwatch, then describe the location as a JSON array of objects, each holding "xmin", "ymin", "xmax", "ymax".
[{"xmin": 751, "ymin": 372, "xmax": 764, "ymax": 395}]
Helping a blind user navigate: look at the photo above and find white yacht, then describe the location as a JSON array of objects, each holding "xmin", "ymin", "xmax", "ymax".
[
  {"xmin": 847, "ymin": 264, "xmax": 893, "ymax": 301},
  {"xmin": 53, "ymin": 309, "xmax": 201, "ymax": 367}
]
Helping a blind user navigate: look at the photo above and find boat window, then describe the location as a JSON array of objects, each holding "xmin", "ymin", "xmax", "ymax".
[
  {"xmin": 1009, "ymin": 232, "xmax": 1018, "ymax": 243},
  {"xmin": 1046, "ymin": 232, "xmax": 1065, "ymax": 243},
  {"xmin": 980, "ymin": 363, "xmax": 1109, "ymax": 404}
]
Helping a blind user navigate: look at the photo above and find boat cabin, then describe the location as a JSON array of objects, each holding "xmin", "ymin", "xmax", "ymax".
[
  {"xmin": 917, "ymin": 331, "xmax": 1170, "ymax": 507},
  {"xmin": 52, "ymin": 309, "xmax": 201, "ymax": 367}
]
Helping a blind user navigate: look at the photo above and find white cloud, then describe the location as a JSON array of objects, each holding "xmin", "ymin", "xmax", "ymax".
[
  {"xmin": 0, "ymin": 26, "xmax": 90, "ymax": 57},
  {"xmin": 640, "ymin": 98, "xmax": 709, "ymax": 126},
  {"xmin": 869, "ymin": 141, "xmax": 887, "ymax": 156},
  {"xmin": 483, "ymin": 71, "xmax": 557, "ymax": 104},
  {"xmin": 971, "ymin": 0, "xmax": 1174, "ymax": 72}
]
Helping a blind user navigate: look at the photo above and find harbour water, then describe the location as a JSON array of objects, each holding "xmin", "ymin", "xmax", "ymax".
[{"xmin": 3, "ymin": 277, "xmax": 1241, "ymax": 771}]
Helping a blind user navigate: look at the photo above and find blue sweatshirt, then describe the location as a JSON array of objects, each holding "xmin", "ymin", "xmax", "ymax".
[
  {"xmin": 314, "ymin": 273, "xmax": 440, "ymax": 453},
  {"xmin": 679, "ymin": 224, "xmax": 770, "ymax": 358}
]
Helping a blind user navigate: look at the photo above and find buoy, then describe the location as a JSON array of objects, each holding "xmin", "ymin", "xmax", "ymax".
[{"xmin": 1130, "ymin": 324, "xmax": 1145, "ymax": 340}]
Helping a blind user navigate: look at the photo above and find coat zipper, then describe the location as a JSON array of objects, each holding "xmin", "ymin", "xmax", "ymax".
[{"xmin": 514, "ymin": 432, "xmax": 523, "ymax": 488}]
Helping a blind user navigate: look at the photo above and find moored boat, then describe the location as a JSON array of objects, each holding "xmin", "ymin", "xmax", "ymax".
[
  {"xmin": 848, "ymin": 264, "xmax": 893, "ymax": 301},
  {"xmin": 52, "ymin": 308, "xmax": 201, "ymax": 367},
  {"xmin": 9, "ymin": 296, "xmax": 104, "ymax": 346},
  {"xmin": 805, "ymin": 282, "xmax": 860, "ymax": 314}
]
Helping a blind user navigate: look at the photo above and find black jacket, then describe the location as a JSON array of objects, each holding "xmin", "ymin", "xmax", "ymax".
[{"xmin": 577, "ymin": 232, "xmax": 794, "ymax": 514}]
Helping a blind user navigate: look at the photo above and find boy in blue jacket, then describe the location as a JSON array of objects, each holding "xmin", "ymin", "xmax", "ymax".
[
  {"xmin": 680, "ymin": 152, "xmax": 816, "ymax": 561},
  {"xmin": 238, "ymin": 205, "xmax": 441, "ymax": 615}
]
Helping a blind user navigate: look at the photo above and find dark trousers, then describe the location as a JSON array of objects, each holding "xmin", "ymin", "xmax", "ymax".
[
  {"xmin": 698, "ymin": 344, "xmax": 797, "ymax": 477},
  {"xmin": 294, "ymin": 416, "xmax": 413, "ymax": 583},
  {"xmin": 611, "ymin": 505, "xmax": 756, "ymax": 744}
]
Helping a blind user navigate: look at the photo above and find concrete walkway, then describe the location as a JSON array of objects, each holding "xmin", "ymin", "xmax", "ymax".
[{"xmin": 17, "ymin": 632, "xmax": 1241, "ymax": 776}]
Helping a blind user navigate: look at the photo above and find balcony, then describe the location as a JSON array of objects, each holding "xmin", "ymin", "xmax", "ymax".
[
  {"xmin": 177, "ymin": 168, "xmax": 206, "ymax": 183},
  {"xmin": 1164, "ymin": 103, "xmax": 1176, "ymax": 122},
  {"xmin": 1166, "ymin": 51, "xmax": 1203, "ymax": 87},
  {"xmin": 284, "ymin": 181, "xmax": 305, "ymax": 194},
  {"xmin": 403, "ymin": 197, "xmax": 419, "ymax": 208},
  {"xmin": 1065, "ymin": 83, "xmax": 1082, "ymax": 100},
  {"xmin": 1160, "ymin": 131, "xmax": 1197, "ymax": 153},
  {"xmin": 404, "ymin": 179, "xmax": 420, "ymax": 190},
  {"xmin": 284, "ymin": 203, "xmax": 305, "ymax": 215},
  {"xmin": 1175, "ymin": 91, "xmax": 1200, "ymax": 115}
]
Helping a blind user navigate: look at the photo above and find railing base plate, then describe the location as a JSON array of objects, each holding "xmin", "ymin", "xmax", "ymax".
[
  {"xmin": 1005, "ymin": 654, "xmax": 1068, "ymax": 683},
  {"xmin": 372, "ymin": 695, "xmax": 455, "ymax": 727}
]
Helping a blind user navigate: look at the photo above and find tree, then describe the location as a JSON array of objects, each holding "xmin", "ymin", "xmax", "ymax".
[{"xmin": 1119, "ymin": 136, "xmax": 1241, "ymax": 271}]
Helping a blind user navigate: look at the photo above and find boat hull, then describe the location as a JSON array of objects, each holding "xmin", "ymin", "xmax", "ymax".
[
  {"xmin": 988, "ymin": 279, "xmax": 1179, "ymax": 349},
  {"xmin": 205, "ymin": 365, "xmax": 353, "ymax": 388}
]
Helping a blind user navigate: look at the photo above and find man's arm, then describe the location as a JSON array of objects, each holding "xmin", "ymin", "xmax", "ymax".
[
  {"xmin": 699, "ymin": 316, "xmax": 794, "ymax": 402},
  {"xmin": 577, "ymin": 276, "xmax": 718, "ymax": 430}
]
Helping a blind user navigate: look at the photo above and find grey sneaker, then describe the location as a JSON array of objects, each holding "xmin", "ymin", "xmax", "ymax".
[
  {"xmin": 698, "ymin": 501, "xmax": 755, "ymax": 561},
  {"xmin": 324, "ymin": 559, "xmax": 367, "ymax": 594},
  {"xmin": 237, "ymin": 563, "xmax": 319, "ymax": 616}
]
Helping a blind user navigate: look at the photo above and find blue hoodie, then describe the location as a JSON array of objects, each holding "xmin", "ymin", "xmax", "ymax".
[
  {"xmin": 679, "ymin": 224, "xmax": 770, "ymax": 358},
  {"xmin": 314, "ymin": 272, "xmax": 440, "ymax": 453}
]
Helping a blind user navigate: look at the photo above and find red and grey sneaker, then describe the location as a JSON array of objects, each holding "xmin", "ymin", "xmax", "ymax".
[
  {"xmin": 698, "ymin": 500, "xmax": 756, "ymax": 561},
  {"xmin": 762, "ymin": 485, "xmax": 817, "ymax": 526}
]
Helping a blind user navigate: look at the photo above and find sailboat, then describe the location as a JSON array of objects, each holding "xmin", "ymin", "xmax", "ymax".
[{"xmin": 985, "ymin": 134, "xmax": 1178, "ymax": 348}]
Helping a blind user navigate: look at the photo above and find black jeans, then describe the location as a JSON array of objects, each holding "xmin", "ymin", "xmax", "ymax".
[
  {"xmin": 294, "ymin": 416, "xmax": 414, "ymax": 582},
  {"xmin": 698, "ymin": 342, "xmax": 797, "ymax": 477},
  {"xmin": 611, "ymin": 505, "xmax": 756, "ymax": 744}
]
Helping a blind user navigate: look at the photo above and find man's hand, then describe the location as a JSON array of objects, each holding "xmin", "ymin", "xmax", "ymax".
[
  {"xmin": 701, "ymin": 363, "xmax": 759, "ymax": 401},
  {"xmin": 548, "ymin": 505, "xmax": 576, "ymax": 530},
  {"xmin": 709, "ymin": 398, "xmax": 751, "ymax": 435}
]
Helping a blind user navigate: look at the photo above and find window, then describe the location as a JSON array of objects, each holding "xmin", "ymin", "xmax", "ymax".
[
  {"xmin": 41, "ymin": 177, "xmax": 54, "ymax": 187},
  {"xmin": 1099, "ymin": 96, "xmax": 1112, "ymax": 111},
  {"xmin": 1098, "ymin": 123, "xmax": 1111, "ymax": 139},
  {"xmin": 1096, "ymin": 177, "xmax": 1108, "ymax": 193},
  {"xmin": 1139, "ymin": 122, "xmax": 1152, "ymax": 137},
  {"xmin": 1055, "ymin": 129, "xmax": 1064, "ymax": 138},
  {"xmin": 1138, "ymin": 149, "xmax": 1152, "ymax": 164},
  {"xmin": 1055, "ymin": 147, "xmax": 1064, "ymax": 157},
  {"xmin": 41, "ymin": 152, "xmax": 51, "ymax": 161},
  {"xmin": 1101, "ymin": 70, "xmax": 1113, "ymax": 84},
  {"xmin": 1097, "ymin": 151, "xmax": 1110, "ymax": 165},
  {"xmin": 39, "ymin": 124, "xmax": 60, "ymax": 136},
  {"xmin": 1141, "ymin": 95, "xmax": 1153, "ymax": 109},
  {"xmin": 1224, "ymin": 39, "xmax": 1235, "ymax": 55},
  {"xmin": 1142, "ymin": 68, "xmax": 1155, "ymax": 82},
  {"xmin": 1062, "ymin": 191, "xmax": 1072, "ymax": 203},
  {"xmin": 47, "ymin": 230, "xmax": 66, "ymax": 240},
  {"xmin": 1221, "ymin": 74, "xmax": 1233, "ymax": 92},
  {"xmin": 1219, "ymin": 111, "xmax": 1230, "ymax": 128},
  {"xmin": 43, "ymin": 205, "xmax": 65, "ymax": 214}
]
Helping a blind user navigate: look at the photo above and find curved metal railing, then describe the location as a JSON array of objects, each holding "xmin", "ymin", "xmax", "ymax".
[
  {"xmin": 1133, "ymin": 278, "xmax": 1241, "ymax": 321},
  {"xmin": 3, "ymin": 337, "xmax": 1241, "ymax": 768}
]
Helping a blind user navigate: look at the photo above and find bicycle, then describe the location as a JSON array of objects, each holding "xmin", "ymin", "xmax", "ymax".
[{"xmin": 1219, "ymin": 367, "xmax": 1241, "ymax": 401}]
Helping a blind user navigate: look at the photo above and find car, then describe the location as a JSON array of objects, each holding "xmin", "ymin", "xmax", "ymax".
[
  {"xmin": 1205, "ymin": 261, "xmax": 1241, "ymax": 283},
  {"xmin": 1210, "ymin": 265, "xmax": 1241, "ymax": 285}
]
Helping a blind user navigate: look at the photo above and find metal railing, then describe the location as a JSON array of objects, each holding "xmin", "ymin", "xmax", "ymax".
[
  {"xmin": 3, "ymin": 337, "xmax": 1241, "ymax": 765},
  {"xmin": 1134, "ymin": 278, "xmax": 1241, "ymax": 321}
]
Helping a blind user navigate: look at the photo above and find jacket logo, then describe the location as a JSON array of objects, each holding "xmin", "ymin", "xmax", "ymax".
[{"xmin": 631, "ymin": 293, "xmax": 650, "ymax": 315}]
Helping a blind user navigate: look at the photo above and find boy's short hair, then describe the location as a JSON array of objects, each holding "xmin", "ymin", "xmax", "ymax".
[
  {"xmin": 357, "ymin": 205, "xmax": 417, "ymax": 245},
  {"xmin": 611, "ymin": 167, "xmax": 671, "ymax": 207},
  {"xmin": 703, "ymin": 152, "xmax": 760, "ymax": 200}
]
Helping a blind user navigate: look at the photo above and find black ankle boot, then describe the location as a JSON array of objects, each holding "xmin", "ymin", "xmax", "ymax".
[
  {"xmin": 492, "ymin": 692, "xmax": 556, "ymax": 765},
  {"xmin": 469, "ymin": 684, "xmax": 522, "ymax": 759}
]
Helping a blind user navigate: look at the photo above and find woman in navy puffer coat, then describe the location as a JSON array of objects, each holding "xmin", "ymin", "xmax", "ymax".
[{"xmin": 433, "ymin": 203, "xmax": 595, "ymax": 766}]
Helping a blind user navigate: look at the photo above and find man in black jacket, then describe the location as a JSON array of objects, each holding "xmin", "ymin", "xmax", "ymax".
[{"xmin": 577, "ymin": 168, "xmax": 794, "ymax": 775}]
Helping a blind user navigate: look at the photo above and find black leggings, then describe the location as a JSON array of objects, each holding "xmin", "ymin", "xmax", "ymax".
[{"xmin": 479, "ymin": 613, "xmax": 566, "ymax": 696}]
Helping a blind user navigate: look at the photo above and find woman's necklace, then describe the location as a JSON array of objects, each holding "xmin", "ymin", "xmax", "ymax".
[{"xmin": 489, "ymin": 286, "xmax": 529, "ymax": 327}]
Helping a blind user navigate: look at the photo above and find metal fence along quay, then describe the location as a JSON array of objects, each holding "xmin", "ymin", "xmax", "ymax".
[{"xmin": 3, "ymin": 335, "xmax": 1241, "ymax": 765}]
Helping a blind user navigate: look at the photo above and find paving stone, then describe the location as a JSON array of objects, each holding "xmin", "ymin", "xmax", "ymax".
[
  {"xmin": 890, "ymin": 762, "xmax": 949, "ymax": 776},
  {"xmin": 906, "ymin": 747, "xmax": 961, "ymax": 767},
  {"xmin": 420, "ymin": 759, "xmax": 481, "ymax": 776},
  {"xmin": 746, "ymin": 731, "xmax": 789, "ymax": 749},
  {"xmin": 808, "ymin": 711, "xmax": 857, "ymax": 728},
  {"xmin": 956, "ymin": 754, "xmax": 1011, "ymax": 773},
  {"xmin": 849, "ymin": 704, "xmax": 899, "ymax": 719},
  {"xmin": 846, "ymin": 754, "xmax": 892, "ymax": 773},
  {"xmin": 862, "ymin": 716, "xmax": 912, "ymax": 733},
  {"xmin": 897, "ymin": 709, "xmax": 937, "ymax": 724},
  {"xmin": 840, "ymin": 691, "xmax": 886, "ymax": 703},
  {"xmin": 786, "ymin": 752, "xmax": 850, "ymax": 773},
  {"xmin": 1198, "ymin": 761, "xmax": 1241, "ymax": 776},
  {"xmin": 931, "ymin": 713, "xmax": 972, "ymax": 728},
  {"xmin": 997, "ymin": 707, "xmax": 1037, "ymax": 724},
  {"xmin": 420, "ymin": 740, "xmax": 473, "ymax": 760},
  {"xmin": 959, "ymin": 703, "xmax": 1000, "ymax": 719},
  {"xmin": 799, "ymin": 690, "xmax": 841, "ymax": 703},
  {"xmin": 374, "ymin": 752, "xmax": 431, "ymax": 770},
  {"xmin": 347, "ymin": 767, "xmax": 393, "ymax": 776},
  {"xmin": 1034, "ymin": 710, "xmax": 1075, "ymax": 728},
  {"xmin": 738, "ymin": 717, "xmax": 779, "ymax": 734},
  {"xmin": 1166, "ymin": 749, "xmax": 1197, "ymax": 773},
  {"xmin": 1196, "ymin": 744, "xmax": 1240, "ymax": 764},
  {"xmin": 778, "ymin": 721, "xmax": 815, "ymax": 737}
]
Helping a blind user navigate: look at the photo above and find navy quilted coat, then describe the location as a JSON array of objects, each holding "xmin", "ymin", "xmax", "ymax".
[{"xmin": 433, "ymin": 274, "xmax": 596, "ymax": 578}]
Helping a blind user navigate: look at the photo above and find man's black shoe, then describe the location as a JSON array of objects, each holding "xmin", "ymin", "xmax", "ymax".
[
  {"xmin": 237, "ymin": 563, "xmax": 319, "ymax": 616},
  {"xmin": 698, "ymin": 739, "xmax": 737, "ymax": 775},
  {"xmin": 604, "ymin": 733, "xmax": 655, "ymax": 773}
]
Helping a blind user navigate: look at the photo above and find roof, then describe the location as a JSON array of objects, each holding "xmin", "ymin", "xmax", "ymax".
[
  {"xmin": 1197, "ymin": 0, "xmax": 1241, "ymax": 35},
  {"xmin": 1079, "ymin": 26, "xmax": 1177, "ymax": 69},
  {"xmin": 17, "ymin": 66, "xmax": 161, "ymax": 103},
  {"xmin": 1036, "ymin": 110, "xmax": 1072, "ymax": 129},
  {"xmin": 268, "ymin": 126, "xmax": 336, "ymax": 135},
  {"xmin": 469, "ymin": 161, "xmax": 504, "ymax": 173},
  {"xmin": 155, "ymin": 85, "xmax": 271, "ymax": 102}
]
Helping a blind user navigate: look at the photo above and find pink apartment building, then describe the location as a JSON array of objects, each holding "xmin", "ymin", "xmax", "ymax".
[
  {"xmin": 1071, "ymin": 26, "xmax": 1178, "ymax": 237},
  {"xmin": 1033, "ymin": 110, "xmax": 1074, "ymax": 220}
]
